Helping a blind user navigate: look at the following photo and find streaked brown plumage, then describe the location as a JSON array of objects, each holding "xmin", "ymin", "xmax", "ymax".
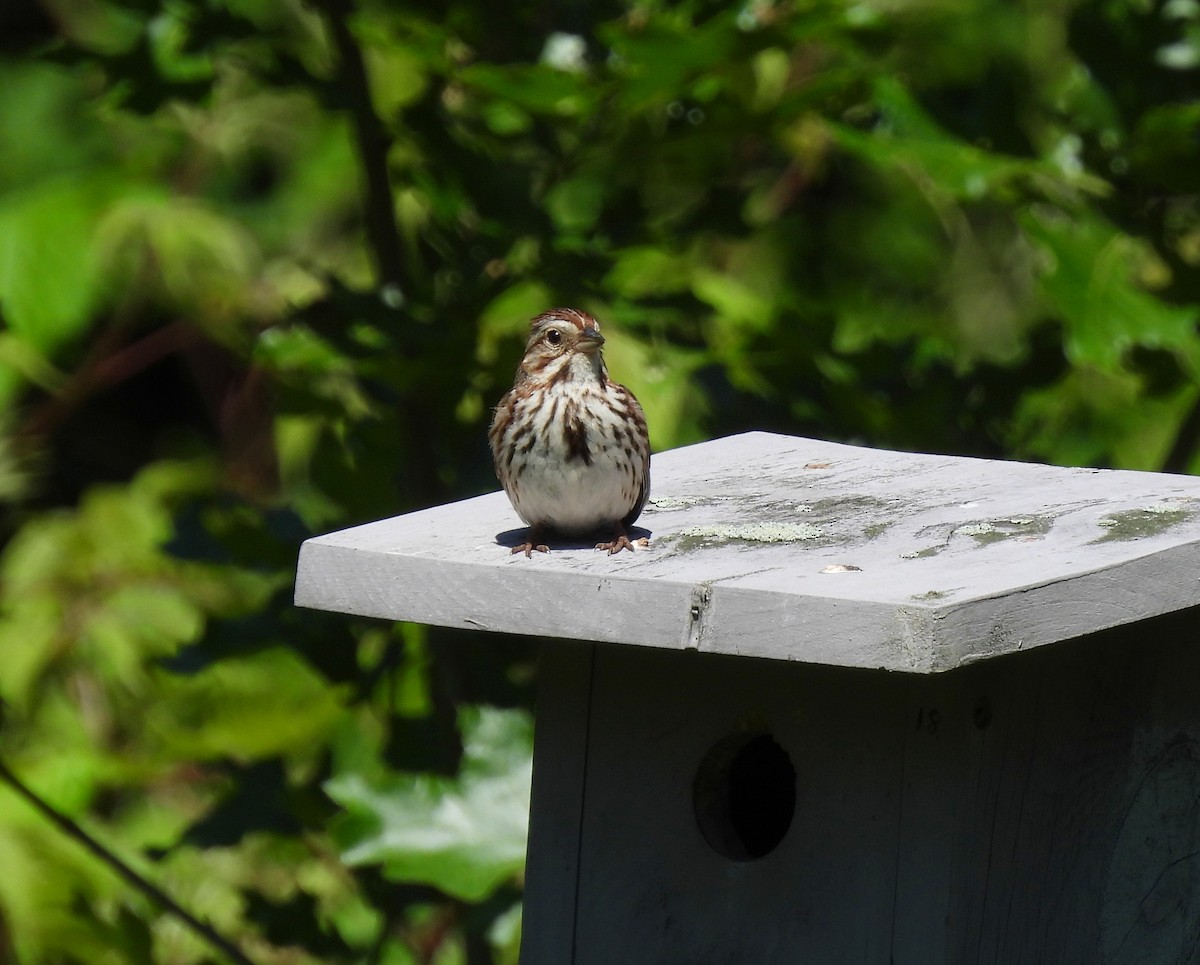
[{"xmin": 489, "ymin": 308, "xmax": 651, "ymax": 557}]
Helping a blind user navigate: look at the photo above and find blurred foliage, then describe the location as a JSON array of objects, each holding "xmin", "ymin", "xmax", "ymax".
[{"xmin": 0, "ymin": 0, "xmax": 1196, "ymax": 960}]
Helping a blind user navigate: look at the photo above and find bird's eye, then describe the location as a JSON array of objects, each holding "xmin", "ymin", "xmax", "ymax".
[{"xmin": 546, "ymin": 329, "xmax": 562, "ymax": 345}]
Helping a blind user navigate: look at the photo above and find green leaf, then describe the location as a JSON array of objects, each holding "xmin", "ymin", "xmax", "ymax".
[
  {"xmin": 603, "ymin": 16, "xmax": 737, "ymax": 110},
  {"xmin": 95, "ymin": 190, "xmax": 260, "ymax": 315},
  {"xmin": 691, "ymin": 237, "xmax": 786, "ymax": 332},
  {"xmin": 488, "ymin": 901, "xmax": 522, "ymax": 965},
  {"xmin": 545, "ymin": 176, "xmax": 605, "ymax": 234},
  {"xmin": 149, "ymin": 648, "xmax": 345, "ymax": 762},
  {"xmin": 605, "ymin": 246, "xmax": 691, "ymax": 299},
  {"xmin": 0, "ymin": 179, "xmax": 110, "ymax": 353},
  {"xmin": 0, "ymin": 333, "xmax": 66, "ymax": 392},
  {"xmin": 1130, "ymin": 101, "xmax": 1200, "ymax": 192},
  {"xmin": 831, "ymin": 77, "xmax": 1106, "ymax": 202},
  {"xmin": 602, "ymin": 323, "xmax": 709, "ymax": 450},
  {"xmin": 1022, "ymin": 208, "xmax": 1199, "ymax": 369},
  {"xmin": 0, "ymin": 459, "xmax": 268, "ymax": 705},
  {"xmin": 461, "ymin": 64, "xmax": 591, "ymax": 116},
  {"xmin": 327, "ymin": 707, "xmax": 532, "ymax": 903},
  {"xmin": 476, "ymin": 280, "xmax": 554, "ymax": 365},
  {"xmin": 1010, "ymin": 367, "xmax": 1192, "ymax": 469},
  {"xmin": 364, "ymin": 43, "xmax": 428, "ymax": 118},
  {"xmin": 692, "ymin": 269, "xmax": 774, "ymax": 326}
]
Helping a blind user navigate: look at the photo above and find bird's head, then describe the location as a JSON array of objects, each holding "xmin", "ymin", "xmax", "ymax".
[{"xmin": 517, "ymin": 307, "xmax": 608, "ymax": 385}]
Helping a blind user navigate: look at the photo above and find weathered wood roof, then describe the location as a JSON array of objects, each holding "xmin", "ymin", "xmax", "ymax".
[{"xmin": 295, "ymin": 432, "xmax": 1200, "ymax": 672}]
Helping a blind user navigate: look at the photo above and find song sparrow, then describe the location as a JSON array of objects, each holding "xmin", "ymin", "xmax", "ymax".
[{"xmin": 489, "ymin": 308, "xmax": 651, "ymax": 557}]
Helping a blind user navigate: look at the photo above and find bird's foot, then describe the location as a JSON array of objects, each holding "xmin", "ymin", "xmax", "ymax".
[
  {"xmin": 596, "ymin": 527, "xmax": 647, "ymax": 556},
  {"xmin": 512, "ymin": 527, "xmax": 549, "ymax": 558}
]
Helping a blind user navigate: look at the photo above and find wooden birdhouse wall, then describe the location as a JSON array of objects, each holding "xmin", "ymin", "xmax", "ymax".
[{"xmin": 522, "ymin": 608, "xmax": 1200, "ymax": 965}]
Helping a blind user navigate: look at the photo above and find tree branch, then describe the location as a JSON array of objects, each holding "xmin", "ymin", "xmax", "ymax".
[
  {"xmin": 316, "ymin": 0, "xmax": 409, "ymax": 300},
  {"xmin": 19, "ymin": 320, "xmax": 200, "ymax": 441},
  {"xmin": 312, "ymin": 0, "xmax": 445, "ymax": 507},
  {"xmin": 0, "ymin": 756, "xmax": 257, "ymax": 965}
]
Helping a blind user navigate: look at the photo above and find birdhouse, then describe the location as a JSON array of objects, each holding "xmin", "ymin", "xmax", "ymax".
[{"xmin": 295, "ymin": 431, "xmax": 1200, "ymax": 963}]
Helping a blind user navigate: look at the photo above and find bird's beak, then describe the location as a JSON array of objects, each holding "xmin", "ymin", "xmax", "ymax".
[{"xmin": 578, "ymin": 327, "xmax": 605, "ymax": 353}]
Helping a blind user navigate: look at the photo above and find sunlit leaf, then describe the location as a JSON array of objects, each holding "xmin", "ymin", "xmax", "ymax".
[
  {"xmin": 603, "ymin": 325, "xmax": 709, "ymax": 450},
  {"xmin": 327, "ymin": 707, "xmax": 532, "ymax": 903},
  {"xmin": 95, "ymin": 191, "xmax": 260, "ymax": 318},
  {"xmin": 0, "ymin": 179, "xmax": 111, "ymax": 352},
  {"xmin": 461, "ymin": 64, "xmax": 591, "ymax": 116},
  {"xmin": 605, "ymin": 246, "xmax": 691, "ymax": 298},
  {"xmin": 476, "ymin": 280, "xmax": 554, "ymax": 365},
  {"xmin": 545, "ymin": 176, "xmax": 604, "ymax": 234},
  {"xmin": 1022, "ymin": 208, "xmax": 1199, "ymax": 369},
  {"xmin": 150, "ymin": 648, "xmax": 345, "ymax": 762}
]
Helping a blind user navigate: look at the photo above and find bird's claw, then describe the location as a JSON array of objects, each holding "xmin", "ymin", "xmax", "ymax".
[{"xmin": 596, "ymin": 534, "xmax": 648, "ymax": 555}]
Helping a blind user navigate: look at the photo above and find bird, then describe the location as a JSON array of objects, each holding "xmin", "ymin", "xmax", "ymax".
[{"xmin": 489, "ymin": 308, "xmax": 651, "ymax": 557}]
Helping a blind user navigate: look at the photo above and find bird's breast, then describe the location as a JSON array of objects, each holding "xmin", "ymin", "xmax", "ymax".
[{"xmin": 504, "ymin": 384, "xmax": 646, "ymax": 534}]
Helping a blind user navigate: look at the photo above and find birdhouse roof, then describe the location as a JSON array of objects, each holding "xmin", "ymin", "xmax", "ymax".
[{"xmin": 295, "ymin": 432, "xmax": 1200, "ymax": 672}]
